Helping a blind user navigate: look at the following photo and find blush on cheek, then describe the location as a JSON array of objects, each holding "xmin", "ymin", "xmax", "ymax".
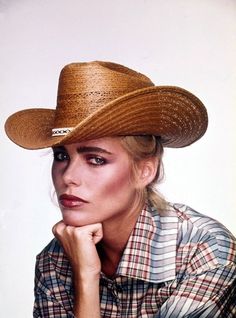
[{"xmin": 98, "ymin": 168, "xmax": 133, "ymax": 198}]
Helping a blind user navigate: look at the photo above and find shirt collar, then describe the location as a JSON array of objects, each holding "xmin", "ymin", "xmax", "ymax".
[{"xmin": 116, "ymin": 204, "xmax": 178, "ymax": 283}]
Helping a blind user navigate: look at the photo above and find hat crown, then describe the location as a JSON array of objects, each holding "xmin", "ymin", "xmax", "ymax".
[
  {"xmin": 54, "ymin": 61, "xmax": 154, "ymax": 127},
  {"xmin": 5, "ymin": 60, "xmax": 208, "ymax": 149}
]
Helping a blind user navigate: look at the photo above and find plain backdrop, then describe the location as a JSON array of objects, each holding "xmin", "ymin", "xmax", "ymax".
[{"xmin": 1, "ymin": 0, "xmax": 236, "ymax": 317}]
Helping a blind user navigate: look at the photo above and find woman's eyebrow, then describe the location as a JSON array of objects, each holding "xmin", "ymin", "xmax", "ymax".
[
  {"xmin": 52, "ymin": 146, "xmax": 65, "ymax": 151},
  {"xmin": 77, "ymin": 146, "xmax": 112, "ymax": 155}
]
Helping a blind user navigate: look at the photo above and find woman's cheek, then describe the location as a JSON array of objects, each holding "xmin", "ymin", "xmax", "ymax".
[{"xmin": 95, "ymin": 168, "xmax": 132, "ymax": 199}]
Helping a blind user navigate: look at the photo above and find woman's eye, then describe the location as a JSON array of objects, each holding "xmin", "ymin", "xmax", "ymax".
[
  {"xmin": 88, "ymin": 156, "xmax": 106, "ymax": 166},
  {"xmin": 53, "ymin": 151, "xmax": 69, "ymax": 162}
]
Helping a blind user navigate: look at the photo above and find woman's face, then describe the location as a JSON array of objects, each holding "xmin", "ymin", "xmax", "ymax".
[{"xmin": 52, "ymin": 137, "xmax": 143, "ymax": 227}]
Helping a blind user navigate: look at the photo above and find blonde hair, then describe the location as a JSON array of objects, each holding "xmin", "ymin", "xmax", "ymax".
[{"xmin": 120, "ymin": 135, "xmax": 167, "ymax": 212}]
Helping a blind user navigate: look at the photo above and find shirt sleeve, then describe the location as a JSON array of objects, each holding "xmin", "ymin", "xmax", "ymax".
[
  {"xmin": 33, "ymin": 240, "xmax": 75, "ymax": 318},
  {"xmin": 155, "ymin": 204, "xmax": 236, "ymax": 318},
  {"xmin": 157, "ymin": 262, "xmax": 236, "ymax": 317}
]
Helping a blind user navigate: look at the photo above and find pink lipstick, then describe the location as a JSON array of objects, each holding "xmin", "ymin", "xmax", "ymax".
[{"xmin": 59, "ymin": 194, "xmax": 88, "ymax": 208}]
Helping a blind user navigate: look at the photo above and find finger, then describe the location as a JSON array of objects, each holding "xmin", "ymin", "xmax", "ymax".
[
  {"xmin": 77, "ymin": 223, "xmax": 103, "ymax": 244},
  {"xmin": 80, "ymin": 223, "xmax": 103, "ymax": 233},
  {"xmin": 91, "ymin": 223, "xmax": 103, "ymax": 244},
  {"xmin": 52, "ymin": 220, "xmax": 66, "ymax": 236}
]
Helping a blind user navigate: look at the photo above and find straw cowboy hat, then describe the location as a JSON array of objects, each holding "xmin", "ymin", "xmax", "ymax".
[{"xmin": 5, "ymin": 61, "xmax": 208, "ymax": 149}]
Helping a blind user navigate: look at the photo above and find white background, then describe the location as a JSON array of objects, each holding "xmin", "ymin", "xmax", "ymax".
[{"xmin": 1, "ymin": 0, "xmax": 235, "ymax": 317}]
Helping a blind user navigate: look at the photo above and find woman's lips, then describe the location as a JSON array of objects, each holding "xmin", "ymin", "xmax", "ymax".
[{"xmin": 59, "ymin": 194, "xmax": 88, "ymax": 208}]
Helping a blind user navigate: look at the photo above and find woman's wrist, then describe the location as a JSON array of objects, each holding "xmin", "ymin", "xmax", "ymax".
[
  {"xmin": 73, "ymin": 267, "xmax": 100, "ymax": 281},
  {"xmin": 73, "ymin": 270, "xmax": 100, "ymax": 293},
  {"xmin": 73, "ymin": 273, "xmax": 101, "ymax": 317}
]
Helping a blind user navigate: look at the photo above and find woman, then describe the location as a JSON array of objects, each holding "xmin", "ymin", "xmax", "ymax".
[{"xmin": 5, "ymin": 61, "xmax": 236, "ymax": 317}]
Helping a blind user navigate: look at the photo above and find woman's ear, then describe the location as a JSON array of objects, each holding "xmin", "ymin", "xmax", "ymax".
[{"xmin": 136, "ymin": 158, "xmax": 158, "ymax": 189}]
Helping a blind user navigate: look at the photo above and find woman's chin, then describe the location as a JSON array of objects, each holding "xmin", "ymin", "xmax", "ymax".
[{"xmin": 62, "ymin": 215, "xmax": 95, "ymax": 227}]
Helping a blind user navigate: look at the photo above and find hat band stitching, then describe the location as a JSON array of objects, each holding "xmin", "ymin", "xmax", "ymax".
[{"xmin": 52, "ymin": 127, "xmax": 74, "ymax": 136}]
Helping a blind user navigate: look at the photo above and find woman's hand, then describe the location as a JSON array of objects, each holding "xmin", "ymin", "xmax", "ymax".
[
  {"xmin": 52, "ymin": 221, "xmax": 103, "ymax": 279},
  {"xmin": 52, "ymin": 221, "xmax": 103, "ymax": 317}
]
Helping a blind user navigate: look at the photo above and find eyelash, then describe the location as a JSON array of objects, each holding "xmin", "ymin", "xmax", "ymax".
[
  {"xmin": 53, "ymin": 151, "xmax": 69, "ymax": 162},
  {"xmin": 86, "ymin": 156, "xmax": 106, "ymax": 166},
  {"xmin": 53, "ymin": 151, "xmax": 107, "ymax": 166}
]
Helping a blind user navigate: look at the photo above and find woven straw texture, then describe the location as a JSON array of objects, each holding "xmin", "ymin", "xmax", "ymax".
[{"xmin": 5, "ymin": 61, "xmax": 208, "ymax": 149}]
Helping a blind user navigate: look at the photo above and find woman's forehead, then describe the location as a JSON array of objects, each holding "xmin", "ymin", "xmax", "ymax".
[{"xmin": 53, "ymin": 137, "xmax": 124, "ymax": 153}]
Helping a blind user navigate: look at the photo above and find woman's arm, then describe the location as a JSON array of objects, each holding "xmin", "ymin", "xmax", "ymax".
[
  {"xmin": 52, "ymin": 221, "xmax": 103, "ymax": 318},
  {"xmin": 157, "ymin": 263, "xmax": 236, "ymax": 317}
]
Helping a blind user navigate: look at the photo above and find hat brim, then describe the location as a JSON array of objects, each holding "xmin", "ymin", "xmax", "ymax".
[{"xmin": 5, "ymin": 86, "xmax": 208, "ymax": 149}]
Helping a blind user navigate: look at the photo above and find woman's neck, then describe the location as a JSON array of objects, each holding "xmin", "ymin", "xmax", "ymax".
[{"xmin": 98, "ymin": 199, "xmax": 144, "ymax": 278}]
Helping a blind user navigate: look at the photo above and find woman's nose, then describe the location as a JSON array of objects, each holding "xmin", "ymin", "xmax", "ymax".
[{"xmin": 62, "ymin": 159, "xmax": 82, "ymax": 186}]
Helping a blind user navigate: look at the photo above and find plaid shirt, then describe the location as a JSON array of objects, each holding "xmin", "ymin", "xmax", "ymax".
[{"xmin": 34, "ymin": 203, "xmax": 236, "ymax": 317}]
